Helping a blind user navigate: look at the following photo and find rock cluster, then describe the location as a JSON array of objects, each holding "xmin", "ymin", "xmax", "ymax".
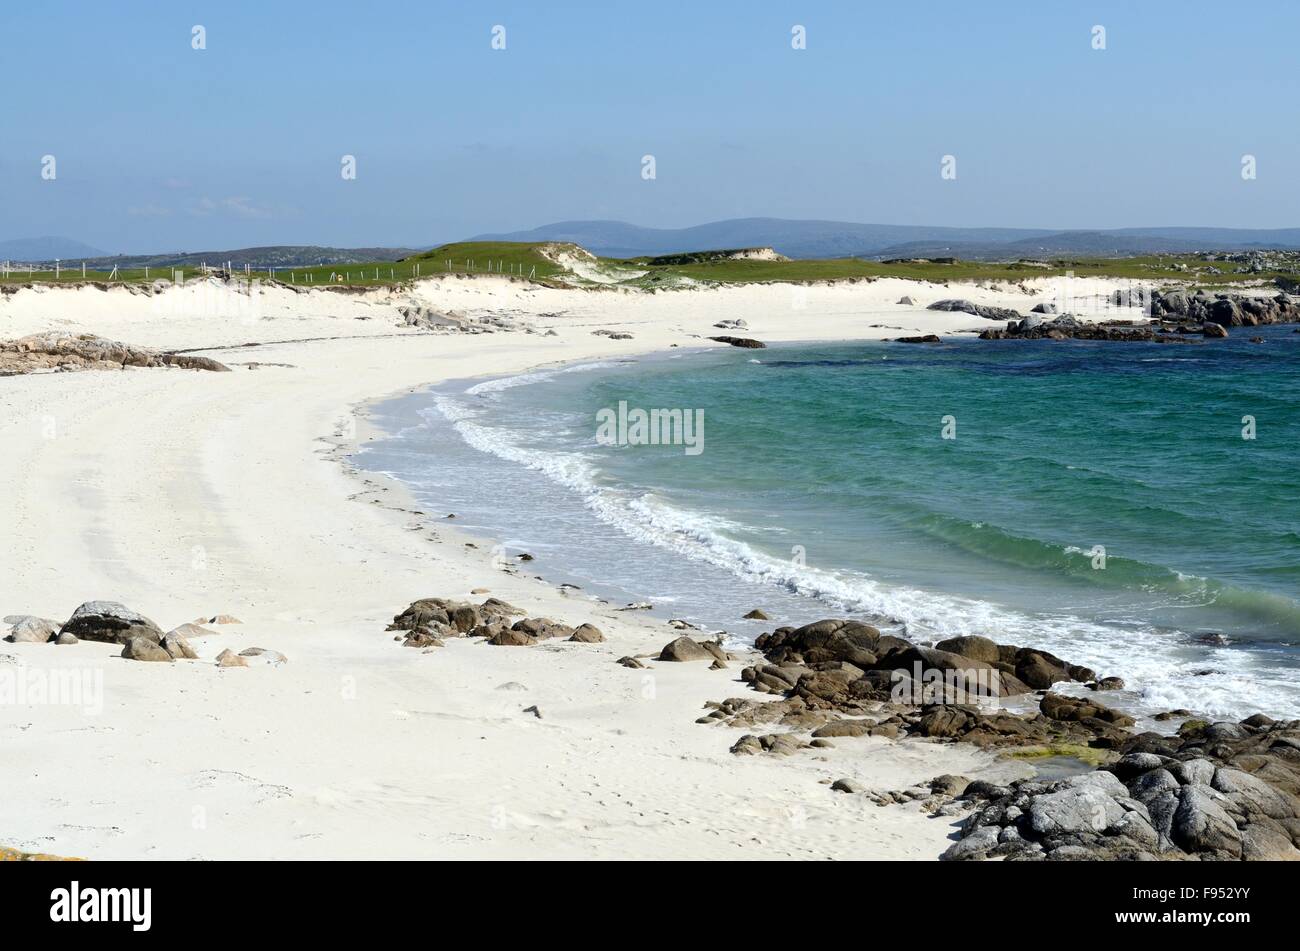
[
  {"xmin": 979, "ymin": 291, "xmax": 1300, "ymax": 343},
  {"xmin": 980, "ymin": 315, "xmax": 1170, "ymax": 341},
  {"xmin": 906, "ymin": 693, "xmax": 1133, "ymax": 750},
  {"xmin": 698, "ymin": 619, "xmax": 1137, "ymax": 758},
  {"xmin": 4, "ymin": 602, "xmax": 283, "ymax": 668},
  {"xmin": 945, "ymin": 714, "xmax": 1300, "ymax": 860},
  {"xmin": 707, "ymin": 336, "xmax": 767, "ymax": 349},
  {"xmin": 0, "ymin": 333, "xmax": 229, "ymax": 375},
  {"xmin": 386, "ymin": 596, "xmax": 604, "ymax": 649},
  {"xmin": 750, "ymin": 622, "xmax": 1094, "ymax": 703},
  {"xmin": 1146, "ymin": 289, "xmax": 1300, "ymax": 327},
  {"xmin": 397, "ymin": 306, "xmax": 514, "ymax": 333}
]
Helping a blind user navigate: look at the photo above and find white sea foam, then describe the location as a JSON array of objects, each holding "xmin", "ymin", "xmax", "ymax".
[{"xmin": 464, "ymin": 360, "xmax": 626, "ymax": 396}]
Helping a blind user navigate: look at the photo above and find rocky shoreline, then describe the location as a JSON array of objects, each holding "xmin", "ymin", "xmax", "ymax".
[
  {"xmin": 371, "ymin": 593, "xmax": 1300, "ymax": 861},
  {"xmin": 713, "ymin": 617, "xmax": 1300, "ymax": 860},
  {"xmin": 945, "ymin": 716, "xmax": 1300, "ymax": 861},
  {"xmin": 14, "ymin": 589, "xmax": 1296, "ymax": 860},
  {"xmin": 918, "ymin": 290, "xmax": 1300, "ymax": 343}
]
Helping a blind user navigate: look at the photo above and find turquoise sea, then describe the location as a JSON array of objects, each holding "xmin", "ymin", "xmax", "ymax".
[{"xmin": 359, "ymin": 325, "xmax": 1300, "ymax": 719}]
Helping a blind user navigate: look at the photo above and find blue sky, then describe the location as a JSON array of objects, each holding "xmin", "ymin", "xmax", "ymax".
[{"xmin": 3, "ymin": 1, "xmax": 1298, "ymax": 253}]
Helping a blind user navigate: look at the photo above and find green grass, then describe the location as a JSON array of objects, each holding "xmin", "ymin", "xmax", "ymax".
[
  {"xmin": 612, "ymin": 254, "xmax": 1296, "ymax": 288},
  {"xmin": 1, "ymin": 241, "xmax": 1291, "ymax": 291},
  {"xmin": 0, "ymin": 241, "xmax": 572, "ymax": 289},
  {"xmin": 1001, "ymin": 744, "xmax": 1117, "ymax": 767},
  {"xmin": 407, "ymin": 241, "xmax": 571, "ymax": 282}
]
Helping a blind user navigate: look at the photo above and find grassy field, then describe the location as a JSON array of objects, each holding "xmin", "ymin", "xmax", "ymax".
[
  {"xmin": 0, "ymin": 241, "xmax": 573, "ymax": 289},
  {"xmin": 614, "ymin": 253, "xmax": 1296, "ymax": 289},
  {"xmin": 0, "ymin": 245, "xmax": 556, "ymax": 288},
  {"xmin": 1, "ymin": 241, "xmax": 1292, "ymax": 292}
]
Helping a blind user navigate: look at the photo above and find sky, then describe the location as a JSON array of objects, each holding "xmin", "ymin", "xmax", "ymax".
[{"xmin": 3, "ymin": 0, "xmax": 1299, "ymax": 254}]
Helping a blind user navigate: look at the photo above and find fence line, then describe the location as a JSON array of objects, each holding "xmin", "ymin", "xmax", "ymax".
[{"xmin": 2, "ymin": 256, "xmax": 543, "ymax": 284}]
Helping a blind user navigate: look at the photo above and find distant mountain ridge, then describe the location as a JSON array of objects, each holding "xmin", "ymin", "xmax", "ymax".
[
  {"xmin": 0, "ymin": 236, "xmax": 107, "ymax": 262},
  {"xmin": 11, "ymin": 220, "xmax": 1300, "ymax": 268},
  {"xmin": 471, "ymin": 219, "xmax": 1300, "ymax": 260}
]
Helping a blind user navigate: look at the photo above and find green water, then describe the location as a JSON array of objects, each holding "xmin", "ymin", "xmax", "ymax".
[{"xmin": 366, "ymin": 326, "xmax": 1300, "ymax": 718}]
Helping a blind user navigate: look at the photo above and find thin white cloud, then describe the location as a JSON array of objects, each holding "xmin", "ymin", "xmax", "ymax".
[
  {"xmin": 127, "ymin": 203, "xmax": 173, "ymax": 218},
  {"xmin": 187, "ymin": 196, "xmax": 272, "ymax": 219}
]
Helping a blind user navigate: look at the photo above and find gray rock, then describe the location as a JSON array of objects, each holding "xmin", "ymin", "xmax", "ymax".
[
  {"xmin": 1128, "ymin": 768, "xmax": 1180, "ymax": 803},
  {"xmin": 1027, "ymin": 774, "xmax": 1127, "ymax": 836},
  {"xmin": 61, "ymin": 601, "xmax": 163, "ymax": 645},
  {"xmin": 1172, "ymin": 785, "xmax": 1242, "ymax": 857},
  {"xmin": 1203, "ymin": 722, "xmax": 1250, "ymax": 742},
  {"xmin": 1212, "ymin": 767, "xmax": 1298, "ymax": 820},
  {"xmin": 941, "ymin": 826, "xmax": 1000, "ymax": 861},
  {"xmin": 926, "ymin": 299, "xmax": 1022, "ymax": 321},
  {"xmin": 1241, "ymin": 822, "xmax": 1300, "ymax": 860},
  {"xmin": 5, "ymin": 616, "xmax": 59, "ymax": 643},
  {"xmin": 1144, "ymin": 790, "xmax": 1180, "ymax": 851},
  {"xmin": 1111, "ymin": 752, "xmax": 1165, "ymax": 779},
  {"xmin": 1110, "ymin": 809, "xmax": 1160, "ymax": 849},
  {"xmin": 1169, "ymin": 758, "xmax": 1215, "ymax": 786}
]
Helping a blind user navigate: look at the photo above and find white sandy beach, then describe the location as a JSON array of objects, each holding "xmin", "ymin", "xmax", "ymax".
[{"xmin": 0, "ymin": 273, "xmax": 1135, "ymax": 860}]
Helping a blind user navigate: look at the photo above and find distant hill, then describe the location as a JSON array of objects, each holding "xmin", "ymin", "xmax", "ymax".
[
  {"xmin": 70, "ymin": 246, "xmax": 420, "ymax": 269},
  {"xmin": 0, "ymin": 236, "xmax": 107, "ymax": 262},
  {"xmin": 471, "ymin": 218, "xmax": 1051, "ymax": 260},
  {"xmin": 876, "ymin": 229, "xmax": 1300, "ymax": 260},
  {"xmin": 471, "ymin": 219, "xmax": 1300, "ymax": 260}
]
